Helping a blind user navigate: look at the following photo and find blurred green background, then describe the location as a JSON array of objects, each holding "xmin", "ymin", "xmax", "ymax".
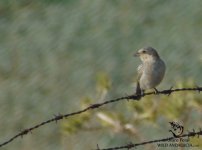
[{"xmin": 0, "ymin": 0, "xmax": 202, "ymax": 150}]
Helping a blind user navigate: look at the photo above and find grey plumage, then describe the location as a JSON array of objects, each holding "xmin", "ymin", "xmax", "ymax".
[{"xmin": 134, "ymin": 47, "xmax": 166, "ymax": 96}]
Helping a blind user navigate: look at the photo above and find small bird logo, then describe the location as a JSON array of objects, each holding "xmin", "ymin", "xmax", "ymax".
[
  {"xmin": 169, "ymin": 121, "xmax": 184, "ymax": 137},
  {"xmin": 134, "ymin": 47, "xmax": 166, "ymax": 98}
]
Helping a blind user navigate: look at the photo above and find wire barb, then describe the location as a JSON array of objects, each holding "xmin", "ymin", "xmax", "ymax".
[
  {"xmin": 53, "ymin": 113, "xmax": 63, "ymax": 123},
  {"xmin": 195, "ymin": 85, "xmax": 201, "ymax": 93}
]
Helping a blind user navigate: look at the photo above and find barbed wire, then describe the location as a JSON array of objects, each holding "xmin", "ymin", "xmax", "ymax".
[
  {"xmin": 96, "ymin": 128, "xmax": 202, "ymax": 150},
  {"xmin": 0, "ymin": 86, "xmax": 201, "ymax": 148}
]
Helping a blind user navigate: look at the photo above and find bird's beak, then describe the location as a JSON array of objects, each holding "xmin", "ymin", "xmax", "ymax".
[{"xmin": 133, "ymin": 52, "xmax": 140, "ymax": 57}]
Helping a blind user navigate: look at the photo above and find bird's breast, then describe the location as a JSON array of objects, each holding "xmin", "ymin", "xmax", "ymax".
[{"xmin": 139, "ymin": 60, "xmax": 165, "ymax": 90}]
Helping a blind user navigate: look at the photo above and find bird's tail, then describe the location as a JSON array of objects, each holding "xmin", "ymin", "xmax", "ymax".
[{"xmin": 136, "ymin": 81, "xmax": 142, "ymax": 100}]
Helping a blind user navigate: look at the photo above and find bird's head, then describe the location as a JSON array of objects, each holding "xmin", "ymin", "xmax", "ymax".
[{"xmin": 134, "ymin": 47, "xmax": 160, "ymax": 62}]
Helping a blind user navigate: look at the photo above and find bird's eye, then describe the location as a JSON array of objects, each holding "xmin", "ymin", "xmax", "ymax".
[{"xmin": 142, "ymin": 50, "xmax": 146, "ymax": 53}]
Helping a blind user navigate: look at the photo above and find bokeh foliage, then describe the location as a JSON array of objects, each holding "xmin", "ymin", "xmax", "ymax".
[
  {"xmin": 0, "ymin": 0, "xmax": 202, "ymax": 150},
  {"xmin": 62, "ymin": 77, "xmax": 202, "ymax": 149}
]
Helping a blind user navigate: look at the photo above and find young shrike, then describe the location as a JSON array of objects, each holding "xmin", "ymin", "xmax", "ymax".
[{"xmin": 134, "ymin": 47, "xmax": 166, "ymax": 97}]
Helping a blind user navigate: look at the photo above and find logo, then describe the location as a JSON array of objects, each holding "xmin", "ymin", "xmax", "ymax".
[
  {"xmin": 169, "ymin": 121, "xmax": 184, "ymax": 137},
  {"xmin": 156, "ymin": 122, "xmax": 199, "ymax": 148}
]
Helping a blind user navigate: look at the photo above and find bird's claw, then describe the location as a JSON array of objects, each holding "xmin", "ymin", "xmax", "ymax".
[{"xmin": 154, "ymin": 88, "xmax": 160, "ymax": 94}]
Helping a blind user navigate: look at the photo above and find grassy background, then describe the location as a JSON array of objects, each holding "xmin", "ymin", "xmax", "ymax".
[{"xmin": 0, "ymin": 0, "xmax": 202, "ymax": 150}]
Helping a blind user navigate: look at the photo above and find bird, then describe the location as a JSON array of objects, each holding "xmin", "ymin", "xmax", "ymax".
[{"xmin": 134, "ymin": 47, "xmax": 166, "ymax": 98}]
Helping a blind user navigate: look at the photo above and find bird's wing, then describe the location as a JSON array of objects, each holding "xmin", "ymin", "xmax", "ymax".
[
  {"xmin": 137, "ymin": 64, "xmax": 143, "ymax": 81},
  {"xmin": 135, "ymin": 64, "xmax": 143, "ymax": 97}
]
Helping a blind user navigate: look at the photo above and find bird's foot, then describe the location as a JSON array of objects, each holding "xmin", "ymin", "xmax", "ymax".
[
  {"xmin": 141, "ymin": 90, "xmax": 145, "ymax": 96},
  {"xmin": 154, "ymin": 88, "xmax": 160, "ymax": 94}
]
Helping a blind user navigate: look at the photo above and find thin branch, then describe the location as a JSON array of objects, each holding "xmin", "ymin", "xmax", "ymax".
[{"xmin": 0, "ymin": 86, "xmax": 201, "ymax": 148}]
